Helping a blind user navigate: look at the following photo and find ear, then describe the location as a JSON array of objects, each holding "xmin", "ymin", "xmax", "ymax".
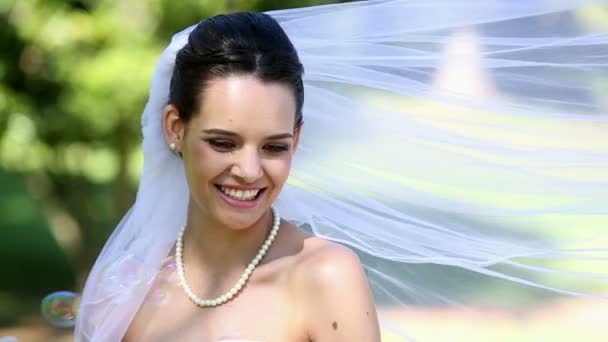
[
  {"xmin": 162, "ymin": 104, "xmax": 185, "ymax": 154},
  {"xmin": 292, "ymin": 123, "xmax": 303, "ymax": 154}
]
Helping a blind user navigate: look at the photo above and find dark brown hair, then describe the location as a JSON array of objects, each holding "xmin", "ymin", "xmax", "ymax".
[{"xmin": 168, "ymin": 12, "xmax": 304, "ymax": 127}]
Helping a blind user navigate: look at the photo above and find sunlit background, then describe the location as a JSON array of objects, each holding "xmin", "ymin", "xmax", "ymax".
[{"xmin": 1, "ymin": 0, "xmax": 607, "ymax": 341}]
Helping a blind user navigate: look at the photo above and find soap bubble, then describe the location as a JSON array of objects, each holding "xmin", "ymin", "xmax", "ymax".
[
  {"xmin": 41, "ymin": 291, "xmax": 78, "ymax": 328},
  {"xmin": 0, "ymin": 336, "xmax": 18, "ymax": 342}
]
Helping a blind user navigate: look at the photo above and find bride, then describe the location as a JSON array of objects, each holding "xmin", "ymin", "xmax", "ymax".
[
  {"xmin": 121, "ymin": 12, "xmax": 379, "ymax": 341},
  {"xmin": 79, "ymin": 10, "xmax": 382, "ymax": 342},
  {"xmin": 76, "ymin": 1, "xmax": 608, "ymax": 341}
]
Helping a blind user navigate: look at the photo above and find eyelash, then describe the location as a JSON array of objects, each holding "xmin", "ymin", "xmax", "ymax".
[
  {"xmin": 206, "ymin": 139, "xmax": 289, "ymax": 154},
  {"xmin": 264, "ymin": 144, "xmax": 289, "ymax": 153},
  {"xmin": 208, "ymin": 139, "xmax": 235, "ymax": 150}
]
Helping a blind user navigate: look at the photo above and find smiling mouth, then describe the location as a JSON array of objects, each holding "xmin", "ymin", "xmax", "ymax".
[{"xmin": 215, "ymin": 185, "xmax": 266, "ymax": 201}]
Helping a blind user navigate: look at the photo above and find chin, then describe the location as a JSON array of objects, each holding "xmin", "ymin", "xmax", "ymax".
[{"xmin": 215, "ymin": 206, "xmax": 271, "ymax": 231}]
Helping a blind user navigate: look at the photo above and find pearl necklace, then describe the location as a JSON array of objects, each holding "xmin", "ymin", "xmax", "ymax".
[{"xmin": 175, "ymin": 207, "xmax": 280, "ymax": 307}]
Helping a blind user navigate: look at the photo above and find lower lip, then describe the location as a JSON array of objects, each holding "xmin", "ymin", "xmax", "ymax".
[{"xmin": 215, "ymin": 186, "xmax": 265, "ymax": 208}]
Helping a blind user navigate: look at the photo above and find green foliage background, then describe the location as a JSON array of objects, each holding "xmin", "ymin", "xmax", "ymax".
[{"xmin": 0, "ymin": 0, "xmax": 350, "ymax": 325}]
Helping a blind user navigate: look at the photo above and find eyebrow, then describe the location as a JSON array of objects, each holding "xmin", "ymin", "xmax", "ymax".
[{"xmin": 202, "ymin": 129, "xmax": 293, "ymax": 140}]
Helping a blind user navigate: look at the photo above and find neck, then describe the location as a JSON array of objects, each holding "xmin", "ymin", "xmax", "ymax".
[{"xmin": 182, "ymin": 199, "xmax": 274, "ymax": 274}]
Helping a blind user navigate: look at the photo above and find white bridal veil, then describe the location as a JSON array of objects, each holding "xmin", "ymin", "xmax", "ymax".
[{"xmin": 76, "ymin": 0, "xmax": 608, "ymax": 340}]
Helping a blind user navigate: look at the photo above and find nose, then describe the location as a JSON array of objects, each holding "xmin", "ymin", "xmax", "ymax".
[{"xmin": 230, "ymin": 147, "xmax": 263, "ymax": 183}]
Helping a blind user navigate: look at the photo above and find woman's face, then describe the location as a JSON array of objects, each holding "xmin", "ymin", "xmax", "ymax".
[{"xmin": 177, "ymin": 75, "xmax": 300, "ymax": 230}]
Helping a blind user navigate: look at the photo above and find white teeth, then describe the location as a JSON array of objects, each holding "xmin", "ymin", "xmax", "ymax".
[{"xmin": 220, "ymin": 186, "xmax": 261, "ymax": 200}]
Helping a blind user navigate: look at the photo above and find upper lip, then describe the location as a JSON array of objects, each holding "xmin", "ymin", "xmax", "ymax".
[{"xmin": 217, "ymin": 184, "xmax": 266, "ymax": 190}]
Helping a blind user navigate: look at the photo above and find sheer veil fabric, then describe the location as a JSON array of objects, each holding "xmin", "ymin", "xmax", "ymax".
[{"xmin": 76, "ymin": 0, "xmax": 608, "ymax": 340}]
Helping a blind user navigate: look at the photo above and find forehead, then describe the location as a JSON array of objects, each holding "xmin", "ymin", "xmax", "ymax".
[{"xmin": 193, "ymin": 75, "xmax": 296, "ymax": 132}]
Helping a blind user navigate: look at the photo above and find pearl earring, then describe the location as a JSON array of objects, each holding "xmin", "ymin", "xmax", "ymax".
[{"xmin": 169, "ymin": 143, "xmax": 177, "ymax": 151}]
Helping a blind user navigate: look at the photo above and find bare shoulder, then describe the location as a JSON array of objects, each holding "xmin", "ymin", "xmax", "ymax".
[
  {"xmin": 278, "ymin": 221, "xmax": 366, "ymax": 293},
  {"xmin": 292, "ymin": 237, "xmax": 363, "ymax": 286},
  {"xmin": 287, "ymin": 231, "xmax": 381, "ymax": 341}
]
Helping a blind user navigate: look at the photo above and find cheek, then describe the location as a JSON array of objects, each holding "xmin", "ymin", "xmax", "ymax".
[
  {"xmin": 187, "ymin": 143, "xmax": 231, "ymax": 184},
  {"xmin": 264, "ymin": 155, "xmax": 293, "ymax": 185}
]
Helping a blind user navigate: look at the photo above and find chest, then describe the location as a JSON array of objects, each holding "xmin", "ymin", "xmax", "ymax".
[{"xmin": 124, "ymin": 269, "xmax": 308, "ymax": 342}]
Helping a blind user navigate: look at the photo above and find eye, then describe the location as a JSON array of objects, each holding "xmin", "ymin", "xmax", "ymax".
[
  {"xmin": 263, "ymin": 143, "xmax": 289, "ymax": 154},
  {"xmin": 207, "ymin": 139, "xmax": 236, "ymax": 151}
]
